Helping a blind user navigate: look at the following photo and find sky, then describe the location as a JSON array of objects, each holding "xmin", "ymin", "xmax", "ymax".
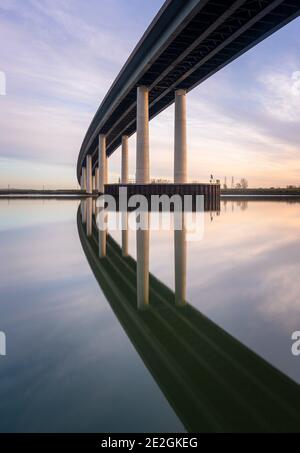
[{"xmin": 0, "ymin": 0, "xmax": 299, "ymax": 189}]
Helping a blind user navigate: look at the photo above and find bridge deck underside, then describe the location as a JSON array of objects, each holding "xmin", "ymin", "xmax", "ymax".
[{"xmin": 77, "ymin": 0, "xmax": 300, "ymax": 179}]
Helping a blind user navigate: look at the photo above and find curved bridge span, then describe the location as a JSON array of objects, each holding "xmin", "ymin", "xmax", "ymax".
[{"xmin": 77, "ymin": 0, "xmax": 300, "ymax": 189}]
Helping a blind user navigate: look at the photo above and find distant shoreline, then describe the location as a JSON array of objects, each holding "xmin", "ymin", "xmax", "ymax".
[
  {"xmin": 222, "ymin": 188, "xmax": 300, "ymax": 196},
  {"xmin": 0, "ymin": 189, "xmax": 88, "ymax": 199},
  {"xmin": 1, "ymin": 188, "xmax": 300, "ymax": 199},
  {"xmin": 0, "ymin": 189, "xmax": 83, "ymax": 194}
]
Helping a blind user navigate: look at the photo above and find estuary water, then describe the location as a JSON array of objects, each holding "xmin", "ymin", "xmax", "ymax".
[{"xmin": 0, "ymin": 198, "xmax": 299, "ymax": 432}]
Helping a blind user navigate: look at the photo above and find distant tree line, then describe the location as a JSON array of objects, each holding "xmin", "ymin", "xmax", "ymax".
[{"xmin": 223, "ymin": 177, "xmax": 248, "ymax": 189}]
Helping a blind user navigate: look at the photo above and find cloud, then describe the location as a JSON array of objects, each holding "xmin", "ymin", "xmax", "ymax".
[
  {"xmin": 258, "ymin": 69, "xmax": 300, "ymax": 122},
  {"xmin": 0, "ymin": 0, "xmax": 165, "ymax": 186},
  {"xmin": 0, "ymin": 2, "xmax": 299, "ymax": 187}
]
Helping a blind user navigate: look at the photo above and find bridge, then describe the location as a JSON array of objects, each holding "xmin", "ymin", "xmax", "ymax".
[
  {"xmin": 76, "ymin": 0, "xmax": 300, "ymax": 196},
  {"xmin": 77, "ymin": 200, "xmax": 300, "ymax": 432}
]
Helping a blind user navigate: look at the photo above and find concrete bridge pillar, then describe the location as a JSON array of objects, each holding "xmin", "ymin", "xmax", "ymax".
[
  {"xmin": 121, "ymin": 135, "xmax": 129, "ymax": 184},
  {"xmin": 81, "ymin": 167, "xmax": 87, "ymax": 191},
  {"xmin": 137, "ymin": 212, "xmax": 149, "ymax": 309},
  {"xmin": 92, "ymin": 174, "xmax": 96, "ymax": 192},
  {"xmin": 174, "ymin": 89, "xmax": 187, "ymax": 184},
  {"xmin": 174, "ymin": 214, "xmax": 186, "ymax": 306},
  {"xmin": 86, "ymin": 155, "xmax": 93, "ymax": 194},
  {"xmin": 99, "ymin": 134, "xmax": 107, "ymax": 193},
  {"xmin": 136, "ymin": 86, "xmax": 149, "ymax": 184},
  {"xmin": 95, "ymin": 166, "xmax": 100, "ymax": 193},
  {"xmin": 105, "ymin": 155, "xmax": 109, "ymax": 185}
]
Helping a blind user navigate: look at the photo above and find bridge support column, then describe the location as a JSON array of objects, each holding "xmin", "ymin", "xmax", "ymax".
[
  {"xmin": 174, "ymin": 89, "xmax": 187, "ymax": 184},
  {"xmin": 95, "ymin": 166, "xmax": 100, "ymax": 193},
  {"xmin": 136, "ymin": 86, "xmax": 149, "ymax": 184},
  {"xmin": 86, "ymin": 155, "xmax": 93, "ymax": 194},
  {"xmin": 92, "ymin": 174, "xmax": 96, "ymax": 192},
  {"xmin": 105, "ymin": 155, "xmax": 109, "ymax": 185},
  {"xmin": 121, "ymin": 135, "xmax": 129, "ymax": 184},
  {"xmin": 81, "ymin": 167, "xmax": 87, "ymax": 191},
  {"xmin": 137, "ymin": 212, "xmax": 149, "ymax": 309},
  {"xmin": 99, "ymin": 134, "xmax": 107, "ymax": 193},
  {"xmin": 174, "ymin": 214, "xmax": 186, "ymax": 306}
]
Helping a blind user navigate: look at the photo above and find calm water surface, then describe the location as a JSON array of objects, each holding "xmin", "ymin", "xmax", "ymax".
[{"xmin": 0, "ymin": 198, "xmax": 299, "ymax": 432}]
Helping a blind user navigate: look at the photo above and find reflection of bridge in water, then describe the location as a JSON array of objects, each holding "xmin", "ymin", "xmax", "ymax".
[{"xmin": 78, "ymin": 200, "xmax": 300, "ymax": 432}]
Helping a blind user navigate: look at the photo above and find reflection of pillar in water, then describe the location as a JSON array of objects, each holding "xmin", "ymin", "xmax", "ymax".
[
  {"xmin": 92, "ymin": 198, "xmax": 96, "ymax": 216},
  {"xmin": 81, "ymin": 200, "xmax": 87, "ymax": 224},
  {"xmin": 99, "ymin": 210, "xmax": 107, "ymax": 258},
  {"xmin": 86, "ymin": 197, "xmax": 92, "ymax": 237},
  {"xmin": 137, "ymin": 212, "xmax": 149, "ymax": 309},
  {"xmin": 122, "ymin": 210, "xmax": 129, "ymax": 257},
  {"xmin": 174, "ymin": 214, "xmax": 186, "ymax": 306}
]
